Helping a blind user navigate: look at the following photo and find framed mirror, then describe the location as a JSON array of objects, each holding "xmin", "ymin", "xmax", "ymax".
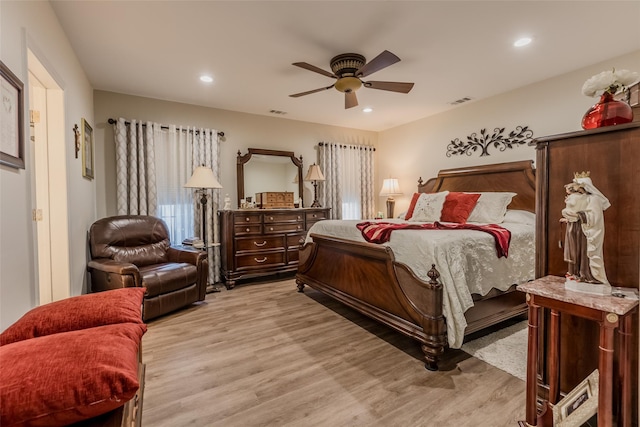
[{"xmin": 237, "ymin": 148, "xmax": 304, "ymax": 208}]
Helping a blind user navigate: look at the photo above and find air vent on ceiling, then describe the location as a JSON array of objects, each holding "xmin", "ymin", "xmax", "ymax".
[
  {"xmin": 269, "ymin": 109, "xmax": 288, "ymax": 115},
  {"xmin": 449, "ymin": 97, "xmax": 473, "ymax": 105}
]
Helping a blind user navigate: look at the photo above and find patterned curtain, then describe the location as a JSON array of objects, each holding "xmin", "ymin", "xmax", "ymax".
[
  {"xmin": 115, "ymin": 118, "xmax": 157, "ymax": 215},
  {"xmin": 318, "ymin": 142, "xmax": 375, "ymax": 220},
  {"xmin": 190, "ymin": 128, "xmax": 222, "ymax": 284},
  {"xmin": 114, "ymin": 118, "xmax": 222, "ymax": 284}
]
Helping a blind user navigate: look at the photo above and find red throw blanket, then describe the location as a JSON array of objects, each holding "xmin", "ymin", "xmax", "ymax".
[{"xmin": 356, "ymin": 221, "xmax": 512, "ymax": 258}]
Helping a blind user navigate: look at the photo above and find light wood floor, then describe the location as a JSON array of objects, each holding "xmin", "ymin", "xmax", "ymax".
[{"xmin": 141, "ymin": 278, "xmax": 526, "ymax": 427}]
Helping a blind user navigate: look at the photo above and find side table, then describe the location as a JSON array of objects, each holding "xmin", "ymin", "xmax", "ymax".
[{"xmin": 517, "ymin": 275, "xmax": 638, "ymax": 427}]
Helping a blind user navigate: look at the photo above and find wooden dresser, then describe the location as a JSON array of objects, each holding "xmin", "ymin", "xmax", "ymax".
[
  {"xmin": 219, "ymin": 207, "xmax": 330, "ymax": 288},
  {"xmin": 534, "ymin": 122, "xmax": 639, "ymax": 425}
]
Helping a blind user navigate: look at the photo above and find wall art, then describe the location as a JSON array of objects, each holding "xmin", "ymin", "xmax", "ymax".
[{"xmin": 446, "ymin": 125, "xmax": 534, "ymax": 157}]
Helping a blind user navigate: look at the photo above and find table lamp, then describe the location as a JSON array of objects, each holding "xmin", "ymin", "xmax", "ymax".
[
  {"xmin": 380, "ymin": 178, "xmax": 402, "ymax": 218},
  {"xmin": 304, "ymin": 163, "xmax": 325, "ymax": 208}
]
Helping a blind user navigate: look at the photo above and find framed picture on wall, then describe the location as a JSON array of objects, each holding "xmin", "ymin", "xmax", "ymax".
[
  {"xmin": 81, "ymin": 118, "xmax": 94, "ymax": 179},
  {"xmin": 0, "ymin": 60, "xmax": 25, "ymax": 169}
]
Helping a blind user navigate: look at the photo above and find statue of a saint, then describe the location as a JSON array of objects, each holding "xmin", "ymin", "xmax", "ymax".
[
  {"xmin": 223, "ymin": 194, "xmax": 231, "ymax": 210},
  {"xmin": 560, "ymin": 172, "xmax": 610, "ymax": 292}
]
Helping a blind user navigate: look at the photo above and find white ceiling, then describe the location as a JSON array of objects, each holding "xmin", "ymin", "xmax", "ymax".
[{"xmin": 50, "ymin": 1, "xmax": 640, "ymax": 132}]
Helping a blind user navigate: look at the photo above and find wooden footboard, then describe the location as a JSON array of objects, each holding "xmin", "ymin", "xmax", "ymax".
[{"xmin": 296, "ymin": 233, "xmax": 447, "ymax": 370}]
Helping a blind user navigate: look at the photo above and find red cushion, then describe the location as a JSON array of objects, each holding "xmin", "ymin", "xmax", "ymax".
[
  {"xmin": 404, "ymin": 192, "xmax": 422, "ymax": 220},
  {"xmin": 440, "ymin": 192, "xmax": 481, "ymax": 223},
  {"xmin": 0, "ymin": 287, "xmax": 145, "ymax": 346},
  {"xmin": 0, "ymin": 323, "xmax": 146, "ymax": 427}
]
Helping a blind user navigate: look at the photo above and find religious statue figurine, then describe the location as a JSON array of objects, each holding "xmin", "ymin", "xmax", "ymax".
[
  {"xmin": 223, "ymin": 194, "xmax": 231, "ymax": 210},
  {"xmin": 560, "ymin": 171, "xmax": 611, "ymax": 295}
]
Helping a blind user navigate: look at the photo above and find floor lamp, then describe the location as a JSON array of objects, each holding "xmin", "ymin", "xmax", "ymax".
[
  {"xmin": 380, "ymin": 178, "xmax": 402, "ymax": 219},
  {"xmin": 184, "ymin": 165, "xmax": 223, "ymax": 250},
  {"xmin": 304, "ymin": 164, "xmax": 325, "ymax": 208}
]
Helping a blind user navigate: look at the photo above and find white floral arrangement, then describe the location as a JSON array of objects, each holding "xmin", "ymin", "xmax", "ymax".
[{"xmin": 581, "ymin": 68, "xmax": 640, "ymax": 97}]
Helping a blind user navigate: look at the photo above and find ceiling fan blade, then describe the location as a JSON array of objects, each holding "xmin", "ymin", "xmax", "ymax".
[
  {"xmin": 355, "ymin": 50, "xmax": 401, "ymax": 78},
  {"xmin": 364, "ymin": 81, "xmax": 415, "ymax": 93},
  {"xmin": 289, "ymin": 85, "xmax": 335, "ymax": 98},
  {"xmin": 345, "ymin": 91, "xmax": 358, "ymax": 109},
  {"xmin": 292, "ymin": 62, "xmax": 337, "ymax": 79}
]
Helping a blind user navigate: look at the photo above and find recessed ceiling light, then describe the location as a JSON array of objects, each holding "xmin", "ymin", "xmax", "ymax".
[
  {"xmin": 199, "ymin": 75, "xmax": 213, "ymax": 83},
  {"xmin": 514, "ymin": 37, "xmax": 532, "ymax": 47},
  {"xmin": 363, "ymin": 107, "xmax": 373, "ymax": 113}
]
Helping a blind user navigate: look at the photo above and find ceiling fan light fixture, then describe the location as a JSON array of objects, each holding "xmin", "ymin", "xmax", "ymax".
[{"xmin": 335, "ymin": 77, "xmax": 362, "ymax": 93}]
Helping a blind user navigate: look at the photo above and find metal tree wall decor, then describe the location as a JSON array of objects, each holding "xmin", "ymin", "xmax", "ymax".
[{"xmin": 446, "ymin": 125, "xmax": 534, "ymax": 157}]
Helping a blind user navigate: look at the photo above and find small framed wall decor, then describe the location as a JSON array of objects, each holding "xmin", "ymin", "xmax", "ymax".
[
  {"xmin": 552, "ymin": 369, "xmax": 599, "ymax": 427},
  {"xmin": 0, "ymin": 60, "xmax": 25, "ymax": 169},
  {"xmin": 81, "ymin": 118, "xmax": 94, "ymax": 179}
]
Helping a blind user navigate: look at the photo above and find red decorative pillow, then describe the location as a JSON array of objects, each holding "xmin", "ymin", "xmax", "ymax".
[
  {"xmin": 404, "ymin": 193, "xmax": 422, "ymax": 220},
  {"xmin": 0, "ymin": 323, "xmax": 146, "ymax": 426},
  {"xmin": 440, "ymin": 192, "xmax": 481, "ymax": 223},
  {"xmin": 0, "ymin": 287, "xmax": 145, "ymax": 346}
]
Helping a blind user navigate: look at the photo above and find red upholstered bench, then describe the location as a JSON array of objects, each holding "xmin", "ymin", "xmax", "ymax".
[{"xmin": 0, "ymin": 288, "xmax": 147, "ymax": 427}]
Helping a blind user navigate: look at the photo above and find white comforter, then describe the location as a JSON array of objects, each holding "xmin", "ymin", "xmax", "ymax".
[{"xmin": 305, "ymin": 217, "xmax": 535, "ymax": 348}]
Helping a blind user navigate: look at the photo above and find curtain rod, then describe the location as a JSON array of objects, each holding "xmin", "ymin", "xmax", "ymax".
[
  {"xmin": 318, "ymin": 141, "xmax": 375, "ymax": 151},
  {"xmin": 108, "ymin": 118, "xmax": 224, "ymax": 137}
]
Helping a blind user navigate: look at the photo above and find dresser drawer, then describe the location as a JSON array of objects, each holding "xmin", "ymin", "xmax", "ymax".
[
  {"xmin": 264, "ymin": 223, "xmax": 304, "ymax": 234},
  {"xmin": 264, "ymin": 212, "xmax": 304, "ymax": 223},
  {"xmin": 234, "ymin": 224, "xmax": 262, "ymax": 235},
  {"xmin": 234, "ymin": 213, "xmax": 261, "ymax": 225},
  {"xmin": 287, "ymin": 233, "xmax": 305, "ymax": 248},
  {"xmin": 235, "ymin": 252, "xmax": 285, "ymax": 268},
  {"xmin": 306, "ymin": 211, "xmax": 328, "ymax": 222},
  {"xmin": 235, "ymin": 235, "xmax": 285, "ymax": 252}
]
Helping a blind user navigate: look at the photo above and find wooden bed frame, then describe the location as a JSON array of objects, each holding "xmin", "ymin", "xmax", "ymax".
[{"xmin": 295, "ymin": 160, "xmax": 536, "ymax": 371}]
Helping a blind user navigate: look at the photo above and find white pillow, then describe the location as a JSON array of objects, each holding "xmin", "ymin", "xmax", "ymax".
[
  {"xmin": 503, "ymin": 209, "xmax": 535, "ymax": 225},
  {"xmin": 466, "ymin": 192, "xmax": 516, "ymax": 223},
  {"xmin": 408, "ymin": 191, "xmax": 449, "ymax": 222}
]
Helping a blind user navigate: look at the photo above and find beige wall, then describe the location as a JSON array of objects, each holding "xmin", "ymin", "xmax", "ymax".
[
  {"xmin": 93, "ymin": 91, "xmax": 379, "ymax": 216},
  {"xmin": 1, "ymin": 0, "xmax": 95, "ymax": 329},
  {"xmin": 379, "ymin": 50, "xmax": 640, "ymax": 215}
]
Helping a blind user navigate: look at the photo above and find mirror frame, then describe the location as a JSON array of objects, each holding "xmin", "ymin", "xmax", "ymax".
[{"xmin": 237, "ymin": 148, "xmax": 304, "ymax": 208}]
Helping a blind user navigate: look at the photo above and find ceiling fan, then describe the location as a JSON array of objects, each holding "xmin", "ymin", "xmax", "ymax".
[{"xmin": 289, "ymin": 50, "xmax": 415, "ymax": 109}]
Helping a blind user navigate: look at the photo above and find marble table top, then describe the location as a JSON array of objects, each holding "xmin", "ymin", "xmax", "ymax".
[{"xmin": 517, "ymin": 275, "xmax": 638, "ymax": 316}]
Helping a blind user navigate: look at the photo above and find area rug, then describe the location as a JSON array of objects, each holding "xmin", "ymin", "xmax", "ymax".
[{"xmin": 461, "ymin": 320, "xmax": 528, "ymax": 381}]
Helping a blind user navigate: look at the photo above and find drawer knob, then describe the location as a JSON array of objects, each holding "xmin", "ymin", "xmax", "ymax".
[
  {"xmin": 246, "ymin": 228, "xmax": 250, "ymax": 232},
  {"xmin": 270, "ymin": 216, "xmax": 274, "ymax": 220},
  {"xmin": 245, "ymin": 217, "xmax": 250, "ymax": 222},
  {"xmin": 313, "ymin": 214, "xmax": 317, "ymax": 218},
  {"xmin": 269, "ymin": 227, "xmax": 274, "ymax": 231},
  {"xmin": 297, "ymin": 225, "xmax": 301, "ymax": 229},
  {"xmin": 254, "ymin": 240, "xmax": 267, "ymax": 247},
  {"xmin": 255, "ymin": 257, "xmax": 267, "ymax": 263},
  {"xmin": 297, "ymin": 216, "xmax": 301, "ymax": 219}
]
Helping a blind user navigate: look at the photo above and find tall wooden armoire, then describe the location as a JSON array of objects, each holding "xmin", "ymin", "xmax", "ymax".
[{"xmin": 535, "ymin": 122, "xmax": 640, "ymax": 425}]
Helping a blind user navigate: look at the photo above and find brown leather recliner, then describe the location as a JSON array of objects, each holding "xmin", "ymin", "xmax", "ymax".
[{"xmin": 87, "ymin": 215, "xmax": 208, "ymax": 321}]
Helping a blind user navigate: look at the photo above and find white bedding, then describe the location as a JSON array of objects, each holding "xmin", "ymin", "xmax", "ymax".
[{"xmin": 305, "ymin": 216, "xmax": 535, "ymax": 348}]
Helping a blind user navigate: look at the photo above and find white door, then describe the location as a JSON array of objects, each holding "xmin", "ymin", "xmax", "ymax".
[{"xmin": 28, "ymin": 50, "xmax": 70, "ymax": 304}]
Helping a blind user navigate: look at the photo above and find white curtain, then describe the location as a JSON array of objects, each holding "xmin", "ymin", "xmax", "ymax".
[
  {"xmin": 114, "ymin": 118, "xmax": 222, "ymax": 284},
  {"xmin": 318, "ymin": 142, "xmax": 375, "ymax": 220},
  {"xmin": 115, "ymin": 118, "xmax": 157, "ymax": 215}
]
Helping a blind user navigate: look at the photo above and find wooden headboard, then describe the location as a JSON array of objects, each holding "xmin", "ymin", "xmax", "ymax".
[{"xmin": 417, "ymin": 160, "xmax": 536, "ymax": 212}]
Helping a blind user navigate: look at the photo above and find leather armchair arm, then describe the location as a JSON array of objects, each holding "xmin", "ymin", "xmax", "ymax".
[
  {"xmin": 167, "ymin": 246, "xmax": 206, "ymax": 266},
  {"xmin": 167, "ymin": 246, "xmax": 209, "ymax": 301},
  {"xmin": 87, "ymin": 259, "xmax": 142, "ymax": 292}
]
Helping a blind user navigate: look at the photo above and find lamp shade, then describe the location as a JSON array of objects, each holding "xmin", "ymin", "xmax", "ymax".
[
  {"xmin": 304, "ymin": 164, "xmax": 325, "ymax": 182},
  {"xmin": 379, "ymin": 178, "xmax": 402, "ymax": 196},
  {"xmin": 184, "ymin": 166, "xmax": 223, "ymax": 189}
]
